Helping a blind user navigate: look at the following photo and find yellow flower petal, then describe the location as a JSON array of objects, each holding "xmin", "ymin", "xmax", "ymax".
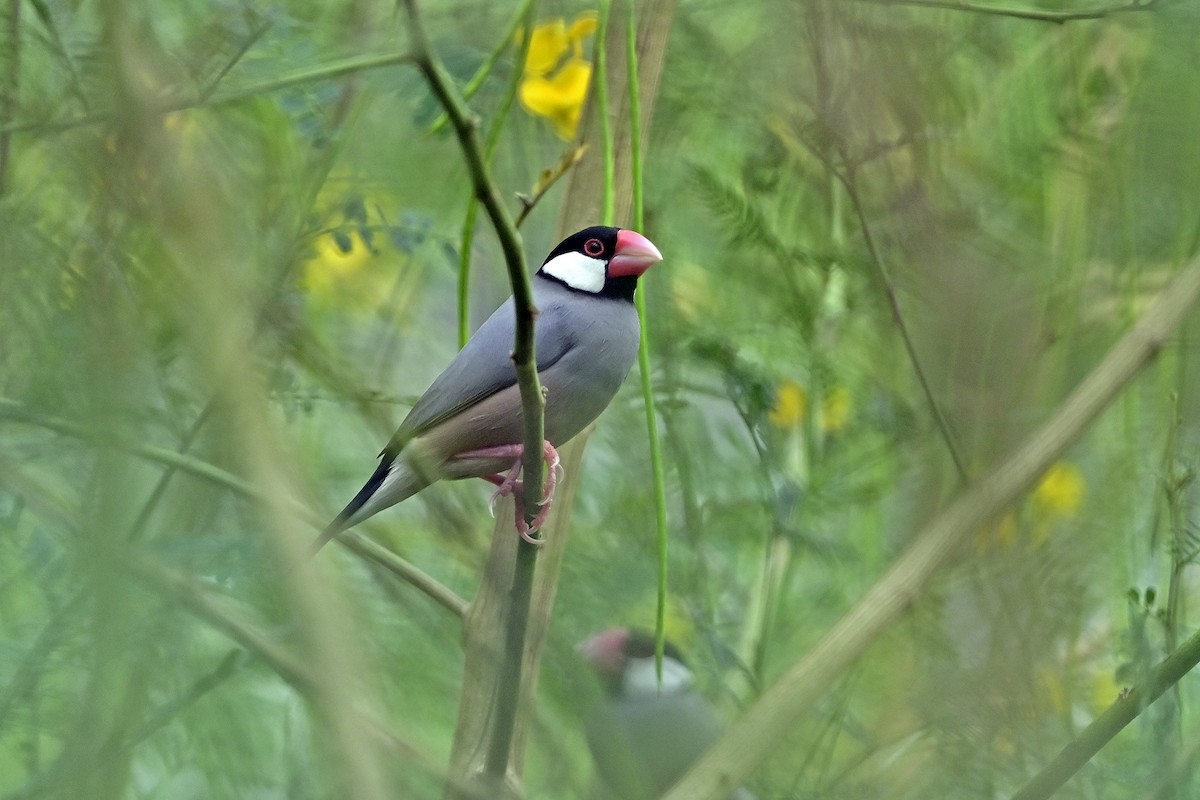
[
  {"xmin": 519, "ymin": 57, "xmax": 592, "ymax": 139},
  {"xmin": 303, "ymin": 229, "xmax": 373, "ymax": 296},
  {"xmin": 523, "ymin": 19, "xmax": 568, "ymax": 76},
  {"xmin": 819, "ymin": 386, "xmax": 852, "ymax": 433},
  {"xmin": 769, "ymin": 381, "xmax": 808, "ymax": 428},
  {"xmin": 1090, "ymin": 668, "xmax": 1121, "ymax": 712},
  {"xmin": 567, "ymin": 11, "xmax": 598, "ymax": 42},
  {"xmin": 1034, "ymin": 462, "xmax": 1085, "ymax": 518}
]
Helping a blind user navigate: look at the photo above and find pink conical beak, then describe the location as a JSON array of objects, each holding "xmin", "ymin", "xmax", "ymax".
[{"xmin": 608, "ymin": 229, "xmax": 663, "ymax": 278}]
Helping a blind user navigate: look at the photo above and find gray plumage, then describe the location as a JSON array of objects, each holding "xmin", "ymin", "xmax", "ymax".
[
  {"xmin": 580, "ymin": 628, "xmax": 757, "ymax": 800},
  {"xmin": 315, "ymin": 227, "xmax": 660, "ymax": 549}
]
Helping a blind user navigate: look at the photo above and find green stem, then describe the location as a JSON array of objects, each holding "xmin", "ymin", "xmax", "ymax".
[
  {"xmin": 457, "ymin": 1, "xmax": 535, "ymax": 349},
  {"xmin": 0, "ymin": 49, "xmax": 417, "ymax": 136},
  {"xmin": 625, "ymin": 0, "xmax": 669, "ymax": 683},
  {"xmin": 401, "ymin": 0, "xmax": 546, "ymax": 786},
  {"xmin": 852, "ymin": 0, "xmax": 1157, "ymax": 24},
  {"xmin": 594, "ymin": 0, "xmax": 615, "ymax": 224},
  {"xmin": 457, "ymin": 200, "xmax": 480, "ymax": 348},
  {"xmin": 0, "ymin": 398, "xmax": 466, "ymax": 615},
  {"xmin": 427, "ymin": 0, "xmax": 535, "ymax": 135},
  {"xmin": 1009, "ymin": 623, "xmax": 1200, "ymax": 800},
  {"xmin": 664, "ymin": 258, "xmax": 1200, "ymax": 798}
]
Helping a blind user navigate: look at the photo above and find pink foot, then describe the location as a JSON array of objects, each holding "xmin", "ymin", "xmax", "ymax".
[{"xmin": 457, "ymin": 441, "xmax": 562, "ymax": 542}]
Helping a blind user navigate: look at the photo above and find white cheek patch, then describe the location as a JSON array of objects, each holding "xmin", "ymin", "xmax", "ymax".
[
  {"xmin": 541, "ymin": 250, "xmax": 607, "ymax": 293},
  {"xmin": 623, "ymin": 656, "xmax": 695, "ymax": 696}
]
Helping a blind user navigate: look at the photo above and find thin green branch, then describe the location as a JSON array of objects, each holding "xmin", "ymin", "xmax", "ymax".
[
  {"xmin": 664, "ymin": 257, "xmax": 1200, "ymax": 799},
  {"xmin": 0, "ymin": 397, "xmax": 466, "ymax": 616},
  {"xmin": 0, "ymin": 49, "xmax": 416, "ymax": 136},
  {"xmin": 625, "ymin": 0, "xmax": 669, "ymax": 684},
  {"xmin": 128, "ymin": 557, "xmax": 453, "ymax": 780},
  {"xmin": 340, "ymin": 531, "xmax": 467, "ymax": 618},
  {"xmin": 196, "ymin": 17, "xmax": 271, "ymax": 102},
  {"xmin": 595, "ymin": 0, "xmax": 615, "ymax": 224},
  {"xmin": 126, "ymin": 400, "xmax": 215, "ymax": 542},
  {"xmin": 457, "ymin": 1, "xmax": 535, "ymax": 348},
  {"xmin": 855, "ymin": 0, "xmax": 1157, "ymax": 23},
  {"xmin": 427, "ymin": 0, "xmax": 535, "ymax": 135},
  {"xmin": 124, "ymin": 649, "xmax": 246, "ymax": 748},
  {"xmin": 840, "ymin": 167, "xmax": 968, "ymax": 482},
  {"xmin": 457, "ymin": 200, "xmax": 481, "ymax": 348},
  {"xmin": 514, "ymin": 144, "xmax": 588, "ymax": 228},
  {"xmin": 0, "ymin": 0, "xmax": 21, "ymax": 196},
  {"xmin": 1009, "ymin": 623, "xmax": 1200, "ymax": 800},
  {"xmin": 401, "ymin": 0, "xmax": 546, "ymax": 787}
]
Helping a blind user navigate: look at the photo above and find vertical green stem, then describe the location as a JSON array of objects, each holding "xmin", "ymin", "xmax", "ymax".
[
  {"xmin": 456, "ymin": 201, "xmax": 480, "ymax": 347},
  {"xmin": 625, "ymin": 0, "xmax": 670, "ymax": 681},
  {"xmin": 595, "ymin": 0, "xmax": 615, "ymax": 224}
]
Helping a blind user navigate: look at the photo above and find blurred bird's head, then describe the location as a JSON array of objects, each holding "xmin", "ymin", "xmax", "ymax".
[{"xmin": 577, "ymin": 627, "xmax": 694, "ymax": 698}]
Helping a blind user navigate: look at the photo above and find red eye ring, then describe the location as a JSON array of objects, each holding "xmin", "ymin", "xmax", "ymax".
[{"xmin": 583, "ymin": 238, "xmax": 604, "ymax": 257}]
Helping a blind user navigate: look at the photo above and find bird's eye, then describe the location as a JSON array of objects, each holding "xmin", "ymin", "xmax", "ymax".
[{"xmin": 583, "ymin": 238, "xmax": 604, "ymax": 257}]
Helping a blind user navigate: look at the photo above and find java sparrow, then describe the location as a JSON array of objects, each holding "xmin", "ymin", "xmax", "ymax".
[
  {"xmin": 312, "ymin": 227, "xmax": 662, "ymax": 552},
  {"xmin": 578, "ymin": 628, "xmax": 756, "ymax": 800}
]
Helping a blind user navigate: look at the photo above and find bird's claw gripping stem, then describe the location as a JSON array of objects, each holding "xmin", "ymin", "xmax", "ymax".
[{"xmin": 476, "ymin": 441, "xmax": 561, "ymax": 543}]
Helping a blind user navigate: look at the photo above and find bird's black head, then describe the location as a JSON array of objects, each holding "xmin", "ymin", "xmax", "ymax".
[{"xmin": 537, "ymin": 226, "xmax": 663, "ymax": 301}]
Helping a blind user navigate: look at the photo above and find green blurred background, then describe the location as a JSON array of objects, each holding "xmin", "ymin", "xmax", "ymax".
[{"xmin": 3, "ymin": 0, "xmax": 1200, "ymax": 797}]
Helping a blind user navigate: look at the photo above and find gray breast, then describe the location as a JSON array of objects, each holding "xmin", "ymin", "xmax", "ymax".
[{"xmin": 534, "ymin": 280, "xmax": 641, "ymax": 445}]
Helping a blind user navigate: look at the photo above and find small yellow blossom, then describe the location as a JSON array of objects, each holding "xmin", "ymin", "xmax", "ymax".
[
  {"xmin": 1034, "ymin": 462, "xmax": 1085, "ymax": 518},
  {"xmin": 303, "ymin": 228, "xmax": 374, "ymax": 299},
  {"xmin": 769, "ymin": 381, "xmax": 808, "ymax": 428},
  {"xmin": 976, "ymin": 512, "xmax": 1018, "ymax": 550},
  {"xmin": 1090, "ymin": 668, "xmax": 1121, "ymax": 712},
  {"xmin": 519, "ymin": 12, "xmax": 597, "ymax": 140},
  {"xmin": 819, "ymin": 386, "xmax": 852, "ymax": 433}
]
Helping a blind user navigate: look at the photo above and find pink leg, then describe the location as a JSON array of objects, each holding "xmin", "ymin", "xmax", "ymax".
[{"xmin": 451, "ymin": 441, "xmax": 562, "ymax": 542}]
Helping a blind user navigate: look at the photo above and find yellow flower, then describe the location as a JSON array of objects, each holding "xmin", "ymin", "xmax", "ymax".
[
  {"xmin": 1090, "ymin": 668, "xmax": 1121, "ymax": 712},
  {"xmin": 1034, "ymin": 462, "xmax": 1085, "ymax": 518},
  {"xmin": 819, "ymin": 386, "xmax": 852, "ymax": 433},
  {"xmin": 976, "ymin": 511, "xmax": 1018, "ymax": 550},
  {"xmin": 519, "ymin": 12, "xmax": 597, "ymax": 140},
  {"xmin": 520, "ymin": 58, "xmax": 592, "ymax": 140},
  {"xmin": 769, "ymin": 381, "xmax": 808, "ymax": 428}
]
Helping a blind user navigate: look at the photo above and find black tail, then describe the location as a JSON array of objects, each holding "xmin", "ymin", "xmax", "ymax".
[{"xmin": 308, "ymin": 458, "xmax": 393, "ymax": 556}]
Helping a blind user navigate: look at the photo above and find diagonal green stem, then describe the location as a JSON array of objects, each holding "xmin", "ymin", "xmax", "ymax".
[
  {"xmin": 457, "ymin": 1, "xmax": 536, "ymax": 348},
  {"xmin": 664, "ymin": 257, "xmax": 1200, "ymax": 798},
  {"xmin": 1009, "ymin": 623, "xmax": 1200, "ymax": 800},
  {"xmin": 427, "ymin": 0, "xmax": 535, "ymax": 135}
]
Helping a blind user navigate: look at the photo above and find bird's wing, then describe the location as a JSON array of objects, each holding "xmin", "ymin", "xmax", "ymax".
[{"xmin": 387, "ymin": 287, "xmax": 575, "ymax": 453}]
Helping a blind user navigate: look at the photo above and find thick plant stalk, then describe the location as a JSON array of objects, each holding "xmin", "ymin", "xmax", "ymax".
[
  {"xmin": 446, "ymin": 433, "xmax": 591, "ymax": 799},
  {"xmin": 444, "ymin": 2, "xmax": 679, "ymax": 796},
  {"xmin": 663, "ymin": 257, "xmax": 1200, "ymax": 799}
]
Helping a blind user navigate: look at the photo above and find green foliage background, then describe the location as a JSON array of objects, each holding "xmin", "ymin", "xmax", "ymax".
[{"xmin": 2, "ymin": 0, "xmax": 1200, "ymax": 798}]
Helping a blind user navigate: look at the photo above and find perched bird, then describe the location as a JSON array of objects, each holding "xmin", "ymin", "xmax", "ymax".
[
  {"xmin": 578, "ymin": 628, "xmax": 755, "ymax": 800},
  {"xmin": 312, "ymin": 227, "xmax": 662, "ymax": 552}
]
